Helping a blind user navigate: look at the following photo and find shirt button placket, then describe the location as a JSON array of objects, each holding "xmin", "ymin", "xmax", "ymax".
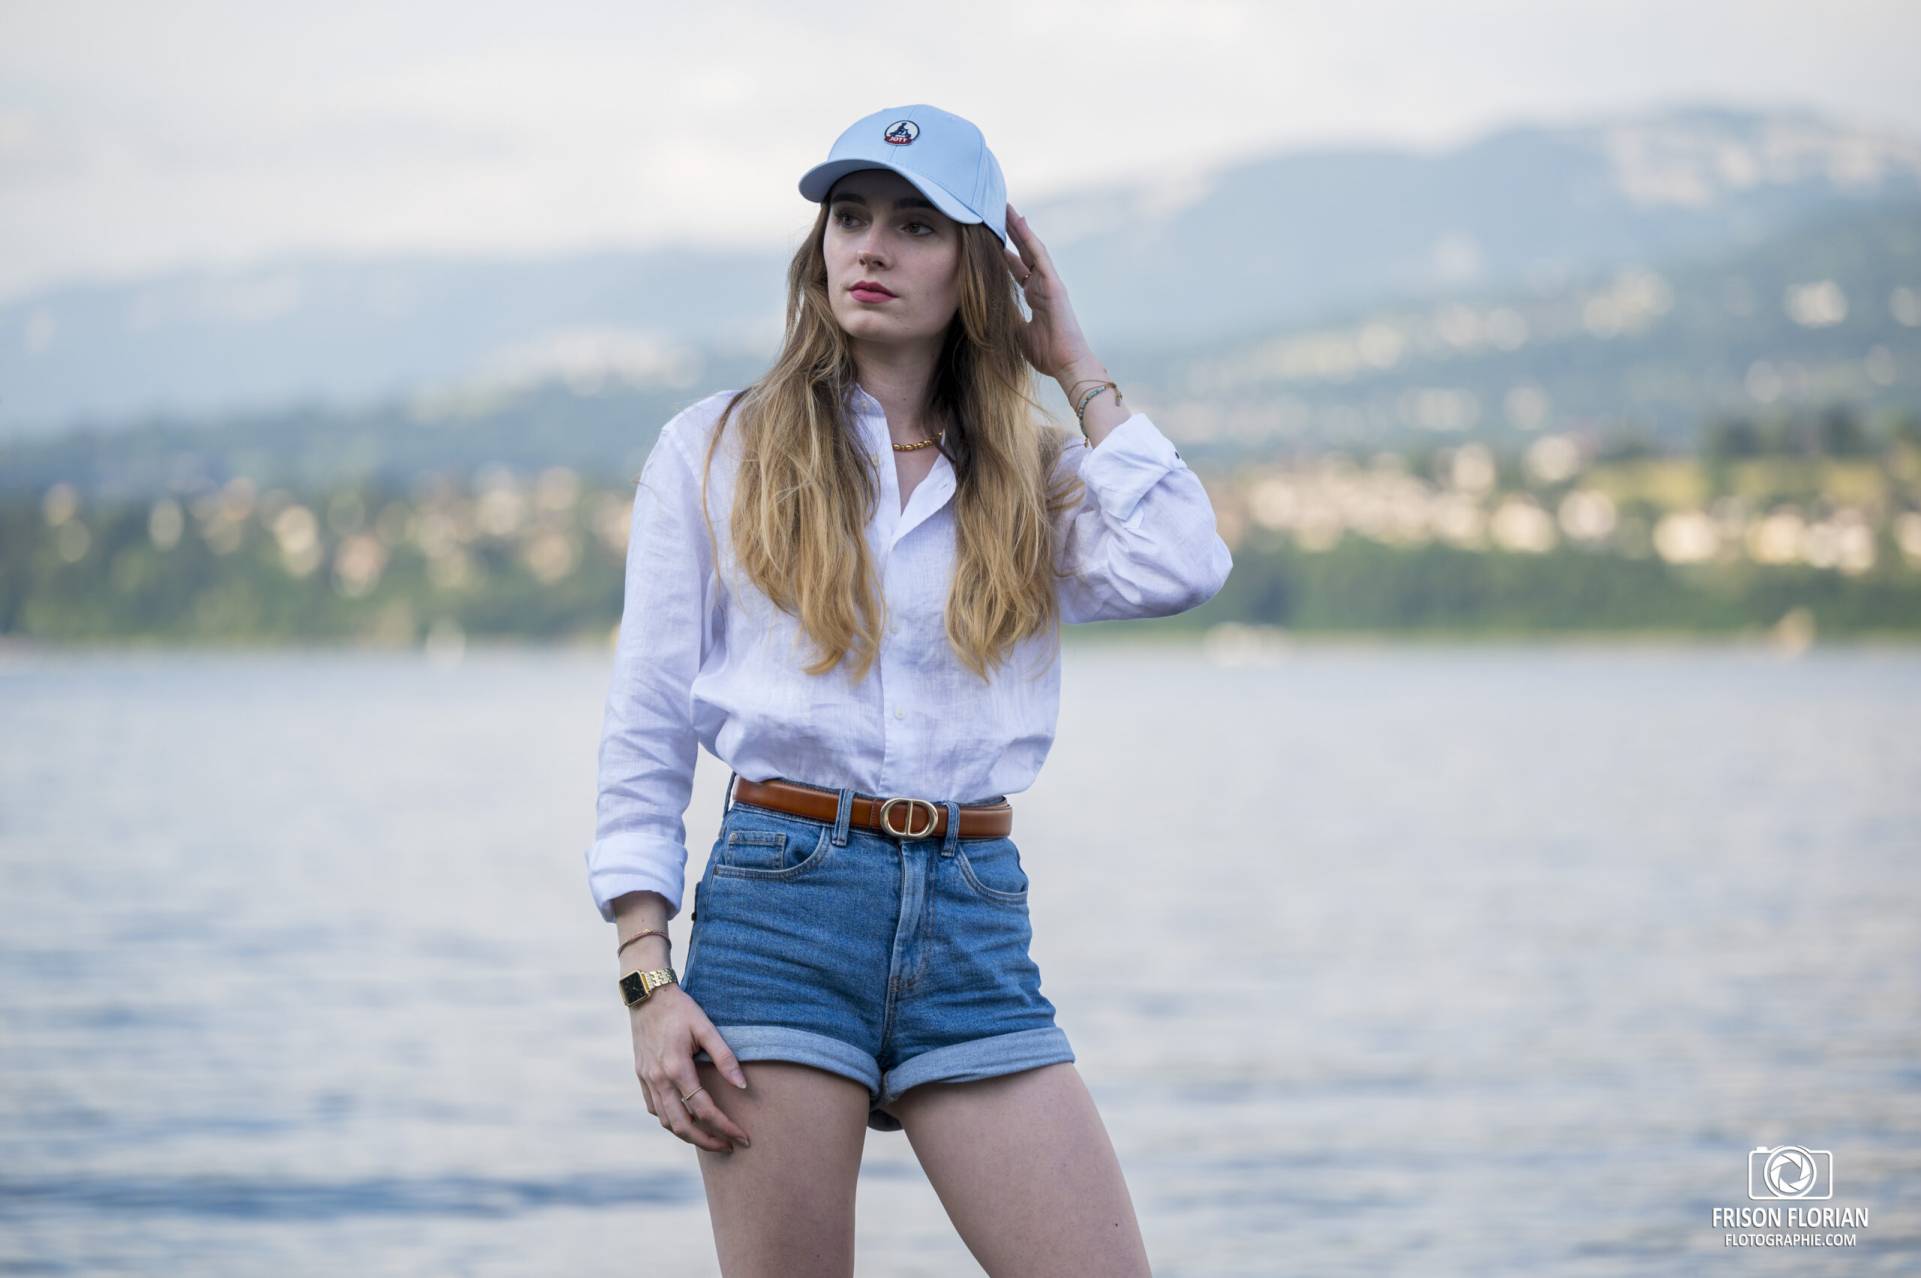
[{"xmin": 876, "ymin": 547, "xmax": 898, "ymax": 790}]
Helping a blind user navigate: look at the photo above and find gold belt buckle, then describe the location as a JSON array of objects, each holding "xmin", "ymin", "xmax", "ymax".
[{"xmin": 877, "ymin": 796, "xmax": 940, "ymax": 839}]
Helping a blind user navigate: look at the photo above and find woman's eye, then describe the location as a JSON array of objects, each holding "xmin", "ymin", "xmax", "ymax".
[{"xmin": 833, "ymin": 211, "xmax": 932, "ymax": 235}]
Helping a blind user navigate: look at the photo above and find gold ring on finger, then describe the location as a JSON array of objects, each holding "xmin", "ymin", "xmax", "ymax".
[{"xmin": 681, "ymin": 1086, "xmax": 706, "ymax": 1105}]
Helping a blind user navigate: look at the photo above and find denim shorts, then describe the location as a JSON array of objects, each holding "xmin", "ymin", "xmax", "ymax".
[{"xmin": 683, "ymin": 776, "xmax": 1075, "ymax": 1132}]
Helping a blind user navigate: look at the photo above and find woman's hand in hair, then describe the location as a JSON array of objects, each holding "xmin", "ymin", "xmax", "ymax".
[{"xmin": 1004, "ymin": 203, "xmax": 1096, "ymax": 381}]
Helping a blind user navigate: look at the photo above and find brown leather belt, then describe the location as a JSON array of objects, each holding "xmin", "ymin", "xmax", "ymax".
[{"xmin": 730, "ymin": 775, "xmax": 1013, "ymax": 840}]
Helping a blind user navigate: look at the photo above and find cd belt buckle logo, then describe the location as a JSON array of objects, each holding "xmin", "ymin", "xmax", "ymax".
[{"xmin": 878, "ymin": 796, "xmax": 939, "ymax": 839}]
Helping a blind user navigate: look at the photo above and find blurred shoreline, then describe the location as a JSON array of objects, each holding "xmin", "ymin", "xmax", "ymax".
[{"xmin": 3, "ymin": 621, "xmax": 1917, "ymax": 668}]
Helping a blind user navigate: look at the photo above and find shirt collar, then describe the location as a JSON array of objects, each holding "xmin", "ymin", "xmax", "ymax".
[
  {"xmin": 845, "ymin": 381, "xmax": 885, "ymax": 421},
  {"xmin": 843, "ymin": 381, "xmax": 958, "ymax": 546}
]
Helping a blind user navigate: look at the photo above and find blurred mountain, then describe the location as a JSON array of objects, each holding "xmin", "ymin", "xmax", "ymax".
[
  {"xmin": 0, "ymin": 246, "xmax": 793, "ymax": 438},
  {"xmin": 1056, "ymin": 101, "xmax": 1921, "ymax": 346},
  {"xmin": 3, "ymin": 101, "xmax": 1919, "ymax": 440},
  {"xmin": 1114, "ymin": 194, "xmax": 1921, "ymax": 453},
  {"xmin": 4, "ymin": 190, "xmax": 1919, "ymax": 499}
]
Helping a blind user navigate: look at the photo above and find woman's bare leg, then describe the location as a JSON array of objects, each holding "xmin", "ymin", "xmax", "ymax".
[
  {"xmin": 889, "ymin": 1062, "xmax": 1152, "ymax": 1277},
  {"xmin": 692, "ymin": 1059, "xmax": 872, "ymax": 1278}
]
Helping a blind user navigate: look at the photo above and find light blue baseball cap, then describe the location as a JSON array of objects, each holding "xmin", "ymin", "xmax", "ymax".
[{"xmin": 798, "ymin": 104, "xmax": 1008, "ymax": 248}]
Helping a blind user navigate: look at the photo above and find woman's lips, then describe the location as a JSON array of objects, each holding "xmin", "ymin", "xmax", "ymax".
[{"xmin": 850, "ymin": 287, "xmax": 896, "ymax": 303}]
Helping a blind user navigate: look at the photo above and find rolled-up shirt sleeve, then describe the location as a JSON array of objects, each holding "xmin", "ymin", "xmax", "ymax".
[
  {"xmin": 1053, "ymin": 411, "xmax": 1234, "ymax": 623},
  {"xmin": 585, "ymin": 414, "xmax": 714, "ymax": 923}
]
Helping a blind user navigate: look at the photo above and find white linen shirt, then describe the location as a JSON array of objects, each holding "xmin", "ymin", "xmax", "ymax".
[{"xmin": 586, "ymin": 383, "xmax": 1232, "ymax": 922}]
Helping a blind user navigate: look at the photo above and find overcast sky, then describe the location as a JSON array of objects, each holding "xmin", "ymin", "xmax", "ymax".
[{"xmin": 3, "ymin": 0, "xmax": 1918, "ymax": 304}]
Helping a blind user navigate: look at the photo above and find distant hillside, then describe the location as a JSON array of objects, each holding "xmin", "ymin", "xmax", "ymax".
[
  {"xmin": 4, "ymin": 101, "xmax": 1919, "ymax": 436},
  {"xmin": 3, "ymin": 191, "xmax": 1917, "ymax": 500},
  {"xmin": 1115, "ymin": 195, "xmax": 1921, "ymax": 453}
]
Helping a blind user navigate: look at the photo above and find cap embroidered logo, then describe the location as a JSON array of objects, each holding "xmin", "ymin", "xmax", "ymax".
[{"xmin": 883, "ymin": 119, "xmax": 919, "ymax": 145}]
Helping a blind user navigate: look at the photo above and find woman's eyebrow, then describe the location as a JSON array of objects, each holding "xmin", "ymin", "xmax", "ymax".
[{"xmin": 829, "ymin": 192, "xmax": 941, "ymax": 213}]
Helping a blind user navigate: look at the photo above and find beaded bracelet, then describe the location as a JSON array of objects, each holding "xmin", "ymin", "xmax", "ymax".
[{"xmin": 1071, "ymin": 380, "xmax": 1122, "ymax": 434}]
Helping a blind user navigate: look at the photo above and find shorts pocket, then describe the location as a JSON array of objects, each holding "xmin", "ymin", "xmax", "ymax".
[
  {"xmin": 721, "ymin": 828, "xmax": 788, "ymax": 871},
  {"xmin": 954, "ymin": 837, "xmax": 1029, "ymax": 906},
  {"xmin": 714, "ymin": 803, "xmax": 833, "ymax": 880}
]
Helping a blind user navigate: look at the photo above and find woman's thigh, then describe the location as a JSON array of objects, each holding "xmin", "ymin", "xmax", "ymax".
[
  {"xmin": 890, "ymin": 1061, "xmax": 1152, "ymax": 1278},
  {"xmin": 693, "ymin": 1059, "xmax": 872, "ymax": 1278}
]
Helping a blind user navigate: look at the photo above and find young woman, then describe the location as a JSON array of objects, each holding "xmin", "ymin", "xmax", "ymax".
[{"xmin": 589, "ymin": 103, "xmax": 1231, "ymax": 1277}]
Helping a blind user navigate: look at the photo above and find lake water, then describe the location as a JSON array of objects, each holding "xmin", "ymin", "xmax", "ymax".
[{"xmin": 2, "ymin": 640, "xmax": 1917, "ymax": 1276}]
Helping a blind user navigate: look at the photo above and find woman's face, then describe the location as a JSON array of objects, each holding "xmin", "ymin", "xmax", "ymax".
[{"xmin": 823, "ymin": 168, "xmax": 963, "ymax": 350}]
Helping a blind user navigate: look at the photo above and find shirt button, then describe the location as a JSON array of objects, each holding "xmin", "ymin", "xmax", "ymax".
[{"xmin": 893, "ymin": 707, "xmax": 905, "ymax": 720}]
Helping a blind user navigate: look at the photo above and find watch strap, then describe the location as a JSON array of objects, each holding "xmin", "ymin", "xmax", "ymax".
[{"xmin": 619, "ymin": 967, "xmax": 678, "ymax": 1007}]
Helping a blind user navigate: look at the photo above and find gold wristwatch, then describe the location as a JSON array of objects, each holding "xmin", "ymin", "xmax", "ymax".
[{"xmin": 619, "ymin": 967, "xmax": 678, "ymax": 1008}]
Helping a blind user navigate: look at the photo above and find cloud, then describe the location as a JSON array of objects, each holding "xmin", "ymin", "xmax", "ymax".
[{"xmin": 1, "ymin": 0, "xmax": 1916, "ymax": 302}]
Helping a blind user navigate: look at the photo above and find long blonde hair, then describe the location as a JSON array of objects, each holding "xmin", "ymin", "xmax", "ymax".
[{"xmin": 695, "ymin": 202, "xmax": 1084, "ymax": 683}]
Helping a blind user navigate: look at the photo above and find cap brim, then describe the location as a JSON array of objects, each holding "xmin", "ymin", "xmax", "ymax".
[{"xmin": 797, "ymin": 159, "xmax": 983, "ymax": 231}]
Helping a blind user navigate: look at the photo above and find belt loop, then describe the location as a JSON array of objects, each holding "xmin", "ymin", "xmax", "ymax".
[
  {"xmin": 833, "ymin": 786, "xmax": 855, "ymax": 846},
  {"xmin": 940, "ymin": 799, "xmax": 960, "ymax": 857}
]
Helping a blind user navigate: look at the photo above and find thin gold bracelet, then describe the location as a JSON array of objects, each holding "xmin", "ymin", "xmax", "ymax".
[{"xmin": 616, "ymin": 928, "xmax": 671, "ymax": 958}]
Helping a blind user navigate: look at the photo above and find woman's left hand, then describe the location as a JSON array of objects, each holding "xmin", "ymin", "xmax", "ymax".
[{"xmin": 1003, "ymin": 203, "xmax": 1095, "ymax": 382}]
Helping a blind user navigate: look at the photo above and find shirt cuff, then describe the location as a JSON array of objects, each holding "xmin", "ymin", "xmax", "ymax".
[
  {"xmin": 1080, "ymin": 411, "xmax": 1184, "ymax": 523},
  {"xmin": 586, "ymin": 832, "xmax": 690, "ymax": 924}
]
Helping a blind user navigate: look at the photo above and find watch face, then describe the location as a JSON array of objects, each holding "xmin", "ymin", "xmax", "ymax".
[{"xmin": 619, "ymin": 972, "xmax": 647, "ymax": 1003}]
